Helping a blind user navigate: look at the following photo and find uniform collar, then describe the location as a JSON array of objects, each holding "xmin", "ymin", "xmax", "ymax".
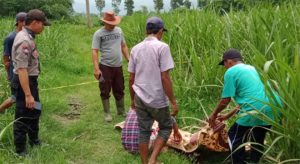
[{"xmin": 24, "ymin": 27, "xmax": 36, "ymax": 39}]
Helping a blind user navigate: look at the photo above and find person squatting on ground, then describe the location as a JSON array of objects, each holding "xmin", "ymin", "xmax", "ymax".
[
  {"xmin": 0, "ymin": 12, "xmax": 26, "ymax": 113},
  {"xmin": 92, "ymin": 11, "xmax": 130, "ymax": 122},
  {"xmin": 11, "ymin": 9, "xmax": 51, "ymax": 156},
  {"xmin": 208, "ymin": 49, "xmax": 282, "ymax": 164},
  {"xmin": 128, "ymin": 16, "xmax": 180, "ymax": 164}
]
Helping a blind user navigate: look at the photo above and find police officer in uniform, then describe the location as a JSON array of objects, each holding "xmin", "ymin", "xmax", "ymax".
[{"xmin": 11, "ymin": 9, "xmax": 51, "ymax": 156}]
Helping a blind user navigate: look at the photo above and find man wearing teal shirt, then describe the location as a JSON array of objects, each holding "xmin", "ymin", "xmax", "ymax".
[{"xmin": 208, "ymin": 49, "xmax": 281, "ymax": 164}]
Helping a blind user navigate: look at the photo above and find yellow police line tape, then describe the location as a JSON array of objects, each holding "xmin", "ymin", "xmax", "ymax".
[
  {"xmin": 40, "ymin": 81, "xmax": 98, "ymax": 91},
  {"xmin": 39, "ymin": 81, "xmax": 222, "ymax": 92}
]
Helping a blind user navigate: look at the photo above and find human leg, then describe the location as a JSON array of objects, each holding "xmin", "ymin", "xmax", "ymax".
[
  {"xmin": 228, "ymin": 123, "xmax": 252, "ymax": 164},
  {"xmin": 139, "ymin": 143, "xmax": 149, "ymax": 164},
  {"xmin": 101, "ymin": 99, "xmax": 112, "ymax": 122},
  {"xmin": 0, "ymin": 83, "xmax": 17, "ymax": 112},
  {"xmin": 99, "ymin": 64, "xmax": 113, "ymax": 121},
  {"xmin": 28, "ymin": 116, "xmax": 41, "ymax": 147},
  {"xmin": 26, "ymin": 76, "xmax": 41, "ymax": 146},
  {"xmin": 135, "ymin": 96, "xmax": 154, "ymax": 164},
  {"xmin": 148, "ymin": 137, "xmax": 165, "ymax": 164},
  {"xmin": 112, "ymin": 66, "xmax": 125, "ymax": 116},
  {"xmin": 148, "ymin": 106, "xmax": 172, "ymax": 164},
  {"xmin": 249, "ymin": 125, "xmax": 271, "ymax": 163},
  {"xmin": 13, "ymin": 77, "xmax": 28, "ymax": 155},
  {"xmin": 13, "ymin": 116, "xmax": 28, "ymax": 155},
  {"xmin": 14, "ymin": 76, "xmax": 41, "ymax": 155},
  {"xmin": 0, "ymin": 97, "xmax": 14, "ymax": 112}
]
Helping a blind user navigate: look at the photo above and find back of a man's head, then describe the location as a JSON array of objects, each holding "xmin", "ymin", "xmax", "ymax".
[{"xmin": 146, "ymin": 17, "xmax": 167, "ymax": 35}]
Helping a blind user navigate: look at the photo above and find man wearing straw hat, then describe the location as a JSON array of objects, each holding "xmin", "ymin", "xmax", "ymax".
[{"xmin": 92, "ymin": 11, "xmax": 130, "ymax": 122}]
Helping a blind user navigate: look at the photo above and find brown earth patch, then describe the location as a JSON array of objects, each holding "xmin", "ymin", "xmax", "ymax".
[{"xmin": 53, "ymin": 96, "xmax": 86, "ymax": 125}]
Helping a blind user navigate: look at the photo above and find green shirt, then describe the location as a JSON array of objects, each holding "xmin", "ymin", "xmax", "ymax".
[{"xmin": 222, "ymin": 63, "xmax": 281, "ymax": 126}]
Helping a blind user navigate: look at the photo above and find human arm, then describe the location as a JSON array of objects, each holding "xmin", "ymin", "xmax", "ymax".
[
  {"xmin": 3, "ymin": 55, "xmax": 10, "ymax": 71},
  {"xmin": 129, "ymin": 73, "xmax": 135, "ymax": 108},
  {"xmin": 121, "ymin": 42, "xmax": 129, "ymax": 62},
  {"xmin": 208, "ymin": 97, "xmax": 231, "ymax": 127},
  {"xmin": 172, "ymin": 121, "xmax": 182, "ymax": 143},
  {"xmin": 18, "ymin": 68, "xmax": 34, "ymax": 109},
  {"xmin": 92, "ymin": 49, "xmax": 101, "ymax": 80},
  {"xmin": 161, "ymin": 70, "xmax": 178, "ymax": 116},
  {"xmin": 3, "ymin": 36, "xmax": 12, "ymax": 72},
  {"xmin": 217, "ymin": 106, "xmax": 240, "ymax": 122}
]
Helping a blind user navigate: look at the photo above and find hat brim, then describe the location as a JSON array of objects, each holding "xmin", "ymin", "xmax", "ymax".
[
  {"xmin": 101, "ymin": 16, "xmax": 121, "ymax": 26},
  {"xmin": 218, "ymin": 60, "xmax": 225, "ymax": 65}
]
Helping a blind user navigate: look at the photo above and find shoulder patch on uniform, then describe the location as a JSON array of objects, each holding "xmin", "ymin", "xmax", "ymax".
[
  {"xmin": 22, "ymin": 45, "xmax": 28, "ymax": 49},
  {"xmin": 22, "ymin": 45, "xmax": 29, "ymax": 54}
]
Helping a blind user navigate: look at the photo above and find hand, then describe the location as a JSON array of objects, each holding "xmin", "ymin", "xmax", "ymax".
[
  {"xmin": 216, "ymin": 114, "xmax": 229, "ymax": 122},
  {"xmin": 208, "ymin": 112, "xmax": 217, "ymax": 127},
  {"xmin": 173, "ymin": 130, "xmax": 182, "ymax": 144},
  {"xmin": 94, "ymin": 69, "xmax": 101, "ymax": 80},
  {"xmin": 25, "ymin": 95, "xmax": 35, "ymax": 109},
  {"xmin": 170, "ymin": 102, "xmax": 178, "ymax": 116},
  {"xmin": 4, "ymin": 61, "xmax": 9, "ymax": 71}
]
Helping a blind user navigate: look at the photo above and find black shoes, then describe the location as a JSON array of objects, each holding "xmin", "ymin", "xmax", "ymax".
[
  {"xmin": 15, "ymin": 139, "xmax": 41, "ymax": 157},
  {"xmin": 17, "ymin": 150, "xmax": 27, "ymax": 157},
  {"xmin": 29, "ymin": 139, "xmax": 41, "ymax": 147}
]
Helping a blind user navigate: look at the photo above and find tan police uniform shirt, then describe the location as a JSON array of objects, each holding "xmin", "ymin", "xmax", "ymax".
[{"xmin": 12, "ymin": 28, "xmax": 40, "ymax": 76}]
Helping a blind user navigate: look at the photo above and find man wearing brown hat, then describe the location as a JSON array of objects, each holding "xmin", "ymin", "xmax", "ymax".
[
  {"xmin": 92, "ymin": 11, "xmax": 130, "ymax": 122},
  {"xmin": 11, "ymin": 9, "xmax": 50, "ymax": 156},
  {"xmin": 208, "ymin": 49, "xmax": 282, "ymax": 163},
  {"xmin": 0, "ymin": 12, "xmax": 26, "ymax": 113}
]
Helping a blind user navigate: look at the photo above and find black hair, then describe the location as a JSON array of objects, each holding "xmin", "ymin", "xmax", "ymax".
[
  {"xmin": 146, "ymin": 23, "xmax": 160, "ymax": 34},
  {"xmin": 25, "ymin": 17, "xmax": 34, "ymax": 25},
  {"xmin": 146, "ymin": 29, "xmax": 160, "ymax": 35}
]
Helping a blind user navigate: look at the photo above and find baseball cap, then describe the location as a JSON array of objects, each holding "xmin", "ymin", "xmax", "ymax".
[
  {"xmin": 218, "ymin": 48, "xmax": 243, "ymax": 65},
  {"xmin": 26, "ymin": 9, "xmax": 51, "ymax": 26},
  {"xmin": 146, "ymin": 17, "xmax": 167, "ymax": 32},
  {"xmin": 15, "ymin": 12, "xmax": 26, "ymax": 26}
]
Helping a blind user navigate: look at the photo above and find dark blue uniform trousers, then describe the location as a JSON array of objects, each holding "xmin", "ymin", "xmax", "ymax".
[{"xmin": 12, "ymin": 75, "xmax": 41, "ymax": 153}]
